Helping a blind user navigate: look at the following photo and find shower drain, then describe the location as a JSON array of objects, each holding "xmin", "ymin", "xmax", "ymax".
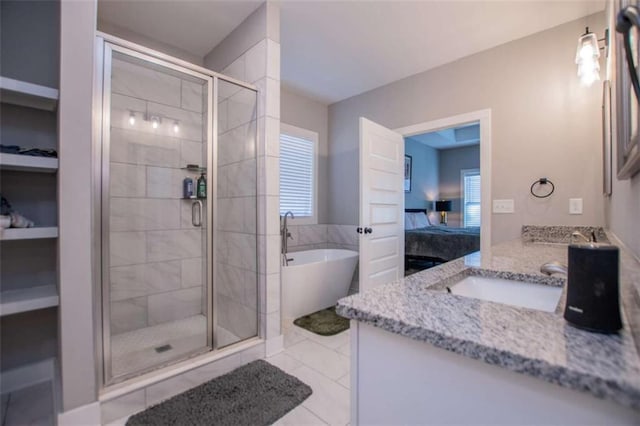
[{"xmin": 155, "ymin": 344, "xmax": 173, "ymax": 353}]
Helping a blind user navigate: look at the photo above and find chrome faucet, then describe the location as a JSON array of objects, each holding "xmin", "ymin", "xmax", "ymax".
[
  {"xmin": 571, "ymin": 230, "xmax": 597, "ymax": 244},
  {"xmin": 540, "ymin": 261, "xmax": 568, "ymax": 276},
  {"xmin": 281, "ymin": 211, "xmax": 294, "ymax": 266}
]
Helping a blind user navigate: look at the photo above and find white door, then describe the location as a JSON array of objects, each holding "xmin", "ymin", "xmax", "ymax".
[{"xmin": 358, "ymin": 117, "xmax": 404, "ymax": 292}]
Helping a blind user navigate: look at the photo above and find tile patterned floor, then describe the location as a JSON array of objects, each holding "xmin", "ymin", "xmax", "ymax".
[
  {"xmin": 105, "ymin": 321, "xmax": 351, "ymax": 425},
  {"xmin": 269, "ymin": 321, "xmax": 351, "ymax": 426}
]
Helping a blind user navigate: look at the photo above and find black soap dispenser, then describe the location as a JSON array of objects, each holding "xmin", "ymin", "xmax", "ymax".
[{"xmin": 564, "ymin": 244, "xmax": 622, "ymax": 333}]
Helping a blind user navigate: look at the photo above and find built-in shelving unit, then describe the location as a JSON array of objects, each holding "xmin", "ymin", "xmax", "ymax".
[
  {"xmin": 1, "ymin": 2, "xmax": 61, "ymax": 421},
  {"xmin": 0, "ymin": 285, "xmax": 59, "ymax": 316},
  {"xmin": 0, "ymin": 153, "xmax": 58, "ymax": 173},
  {"xmin": 0, "ymin": 358, "xmax": 56, "ymax": 424},
  {"xmin": 0, "ymin": 227, "xmax": 59, "ymax": 241},
  {"xmin": 0, "ymin": 76, "xmax": 59, "ymax": 111}
]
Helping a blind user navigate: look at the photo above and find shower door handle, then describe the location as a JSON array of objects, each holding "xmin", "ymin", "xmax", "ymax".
[{"xmin": 192, "ymin": 200, "xmax": 203, "ymax": 227}]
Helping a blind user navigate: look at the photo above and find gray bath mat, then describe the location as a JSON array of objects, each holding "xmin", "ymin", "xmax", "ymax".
[
  {"xmin": 126, "ymin": 360, "xmax": 312, "ymax": 426},
  {"xmin": 294, "ymin": 306, "xmax": 350, "ymax": 336}
]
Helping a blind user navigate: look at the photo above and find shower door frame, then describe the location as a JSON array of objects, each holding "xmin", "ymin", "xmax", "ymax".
[{"xmin": 94, "ymin": 33, "xmax": 260, "ymax": 388}]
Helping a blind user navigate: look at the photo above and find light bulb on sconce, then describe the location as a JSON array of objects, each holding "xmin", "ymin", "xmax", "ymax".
[
  {"xmin": 151, "ymin": 116, "xmax": 160, "ymax": 129},
  {"xmin": 575, "ymin": 27, "xmax": 602, "ymax": 87},
  {"xmin": 173, "ymin": 121, "xmax": 180, "ymax": 134},
  {"xmin": 128, "ymin": 112, "xmax": 136, "ymax": 126}
]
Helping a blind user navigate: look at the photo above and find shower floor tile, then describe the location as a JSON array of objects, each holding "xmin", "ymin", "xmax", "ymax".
[{"xmin": 111, "ymin": 315, "xmax": 240, "ymax": 378}]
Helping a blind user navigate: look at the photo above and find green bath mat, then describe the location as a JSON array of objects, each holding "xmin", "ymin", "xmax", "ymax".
[{"xmin": 294, "ymin": 306, "xmax": 350, "ymax": 336}]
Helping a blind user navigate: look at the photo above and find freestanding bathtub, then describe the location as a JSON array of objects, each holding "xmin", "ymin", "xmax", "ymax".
[{"xmin": 282, "ymin": 249, "xmax": 358, "ymax": 320}]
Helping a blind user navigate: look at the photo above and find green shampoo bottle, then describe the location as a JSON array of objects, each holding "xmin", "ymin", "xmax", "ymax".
[{"xmin": 197, "ymin": 173, "xmax": 206, "ymax": 198}]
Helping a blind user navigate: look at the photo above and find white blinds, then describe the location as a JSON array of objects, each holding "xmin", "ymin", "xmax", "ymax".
[
  {"xmin": 280, "ymin": 133, "xmax": 315, "ymax": 217},
  {"xmin": 463, "ymin": 170, "xmax": 481, "ymax": 228}
]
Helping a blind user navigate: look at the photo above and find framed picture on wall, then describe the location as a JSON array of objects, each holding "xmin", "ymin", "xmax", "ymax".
[{"xmin": 404, "ymin": 155, "xmax": 412, "ymax": 192}]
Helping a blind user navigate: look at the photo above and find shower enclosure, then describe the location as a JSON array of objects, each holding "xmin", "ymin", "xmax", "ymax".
[{"xmin": 96, "ymin": 36, "xmax": 259, "ymax": 384}]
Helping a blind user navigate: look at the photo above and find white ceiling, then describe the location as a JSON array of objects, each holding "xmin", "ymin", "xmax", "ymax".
[
  {"xmin": 97, "ymin": 0, "xmax": 605, "ymax": 105},
  {"xmin": 98, "ymin": 0, "xmax": 262, "ymax": 57},
  {"xmin": 280, "ymin": 0, "xmax": 605, "ymax": 104},
  {"xmin": 408, "ymin": 123, "xmax": 480, "ymax": 150}
]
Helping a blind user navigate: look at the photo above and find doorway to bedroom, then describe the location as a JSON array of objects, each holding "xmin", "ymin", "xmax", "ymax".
[{"xmin": 396, "ymin": 110, "xmax": 491, "ymax": 276}]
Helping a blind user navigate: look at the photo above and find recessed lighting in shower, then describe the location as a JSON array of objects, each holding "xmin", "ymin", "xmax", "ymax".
[
  {"xmin": 173, "ymin": 121, "xmax": 180, "ymax": 134},
  {"xmin": 128, "ymin": 112, "xmax": 136, "ymax": 126}
]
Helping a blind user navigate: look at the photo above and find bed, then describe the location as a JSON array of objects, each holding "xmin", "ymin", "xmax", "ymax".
[{"xmin": 404, "ymin": 209, "xmax": 480, "ymax": 266}]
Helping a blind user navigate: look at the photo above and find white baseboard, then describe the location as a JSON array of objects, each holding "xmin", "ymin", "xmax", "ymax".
[{"xmin": 57, "ymin": 401, "xmax": 101, "ymax": 426}]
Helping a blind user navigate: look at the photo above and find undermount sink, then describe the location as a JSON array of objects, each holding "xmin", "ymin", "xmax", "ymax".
[{"xmin": 449, "ymin": 276, "xmax": 562, "ymax": 313}]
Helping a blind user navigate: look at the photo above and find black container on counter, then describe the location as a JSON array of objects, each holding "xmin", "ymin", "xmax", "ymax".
[{"xmin": 565, "ymin": 243, "xmax": 622, "ymax": 333}]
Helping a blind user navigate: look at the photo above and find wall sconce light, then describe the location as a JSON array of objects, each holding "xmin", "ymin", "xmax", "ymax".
[
  {"xmin": 435, "ymin": 200, "xmax": 452, "ymax": 226},
  {"xmin": 129, "ymin": 110, "xmax": 181, "ymax": 132},
  {"xmin": 575, "ymin": 27, "xmax": 607, "ymax": 87}
]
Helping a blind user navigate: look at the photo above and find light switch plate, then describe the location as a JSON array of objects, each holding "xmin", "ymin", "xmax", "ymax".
[
  {"xmin": 569, "ymin": 198, "xmax": 583, "ymax": 215},
  {"xmin": 493, "ymin": 199, "xmax": 514, "ymax": 213}
]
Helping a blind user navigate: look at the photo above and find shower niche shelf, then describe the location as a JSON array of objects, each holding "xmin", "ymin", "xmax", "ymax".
[{"xmin": 181, "ymin": 165, "xmax": 207, "ymax": 173}]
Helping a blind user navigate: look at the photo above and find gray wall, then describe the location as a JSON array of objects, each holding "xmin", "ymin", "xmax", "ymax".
[
  {"xmin": 0, "ymin": 0, "xmax": 60, "ymax": 87},
  {"xmin": 404, "ymin": 138, "xmax": 438, "ymax": 219},
  {"xmin": 97, "ymin": 20, "xmax": 203, "ymax": 66},
  {"xmin": 281, "ymin": 86, "xmax": 330, "ymax": 223},
  {"xmin": 438, "ymin": 145, "xmax": 480, "ymax": 228},
  {"xmin": 328, "ymin": 13, "xmax": 606, "ymax": 245}
]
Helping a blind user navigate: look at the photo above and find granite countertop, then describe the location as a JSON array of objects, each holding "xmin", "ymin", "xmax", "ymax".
[{"xmin": 336, "ymin": 227, "xmax": 640, "ymax": 410}]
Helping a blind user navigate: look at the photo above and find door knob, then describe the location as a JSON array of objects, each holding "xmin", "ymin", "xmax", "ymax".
[
  {"xmin": 356, "ymin": 227, "xmax": 363, "ymax": 234},
  {"xmin": 364, "ymin": 227, "xmax": 373, "ymax": 234}
]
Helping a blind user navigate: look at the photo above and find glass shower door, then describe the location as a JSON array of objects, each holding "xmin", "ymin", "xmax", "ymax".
[
  {"xmin": 215, "ymin": 80, "xmax": 258, "ymax": 348},
  {"xmin": 102, "ymin": 45, "xmax": 212, "ymax": 383}
]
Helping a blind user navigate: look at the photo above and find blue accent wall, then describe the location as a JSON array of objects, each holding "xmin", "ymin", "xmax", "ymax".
[{"xmin": 404, "ymin": 138, "xmax": 439, "ymax": 223}]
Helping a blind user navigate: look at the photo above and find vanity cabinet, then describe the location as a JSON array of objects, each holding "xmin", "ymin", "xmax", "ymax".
[{"xmin": 351, "ymin": 322, "xmax": 639, "ymax": 425}]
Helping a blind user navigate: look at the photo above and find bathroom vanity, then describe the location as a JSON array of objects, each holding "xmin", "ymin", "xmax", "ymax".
[{"xmin": 337, "ymin": 227, "xmax": 640, "ymax": 424}]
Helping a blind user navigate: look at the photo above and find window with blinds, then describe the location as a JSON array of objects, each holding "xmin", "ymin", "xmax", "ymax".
[
  {"xmin": 279, "ymin": 124, "xmax": 318, "ymax": 223},
  {"xmin": 462, "ymin": 169, "xmax": 481, "ymax": 228}
]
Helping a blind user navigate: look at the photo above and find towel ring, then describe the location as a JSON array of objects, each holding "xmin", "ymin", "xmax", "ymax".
[{"xmin": 530, "ymin": 178, "xmax": 555, "ymax": 198}]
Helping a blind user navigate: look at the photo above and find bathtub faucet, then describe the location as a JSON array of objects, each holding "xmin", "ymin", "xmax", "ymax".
[{"xmin": 281, "ymin": 211, "xmax": 295, "ymax": 266}]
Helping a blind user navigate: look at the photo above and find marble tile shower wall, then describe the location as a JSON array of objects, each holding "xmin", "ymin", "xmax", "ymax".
[
  {"xmin": 219, "ymin": 36, "xmax": 282, "ymax": 351},
  {"xmin": 287, "ymin": 224, "xmax": 358, "ymax": 253},
  {"xmin": 216, "ymin": 80, "xmax": 258, "ymax": 341},
  {"xmin": 109, "ymin": 58, "xmax": 207, "ymax": 335}
]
